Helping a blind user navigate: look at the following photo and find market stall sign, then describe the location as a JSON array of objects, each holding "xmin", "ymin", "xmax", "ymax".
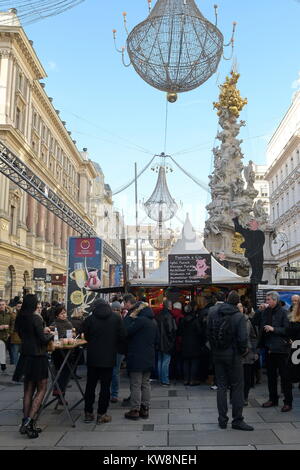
[{"xmin": 168, "ymin": 254, "xmax": 212, "ymax": 285}]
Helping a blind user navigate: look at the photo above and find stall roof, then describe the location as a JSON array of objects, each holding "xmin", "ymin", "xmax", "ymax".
[{"xmin": 131, "ymin": 215, "xmax": 250, "ymax": 286}]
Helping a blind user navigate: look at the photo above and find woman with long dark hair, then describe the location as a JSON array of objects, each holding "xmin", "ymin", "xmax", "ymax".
[{"xmin": 14, "ymin": 294, "xmax": 53, "ymax": 439}]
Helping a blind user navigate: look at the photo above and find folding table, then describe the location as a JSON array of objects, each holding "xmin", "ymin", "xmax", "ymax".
[{"xmin": 37, "ymin": 339, "xmax": 87, "ymax": 427}]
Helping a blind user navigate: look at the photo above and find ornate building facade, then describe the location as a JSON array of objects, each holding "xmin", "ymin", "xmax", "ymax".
[
  {"xmin": 0, "ymin": 10, "xmax": 121, "ymax": 300},
  {"xmin": 265, "ymin": 92, "xmax": 300, "ymax": 281}
]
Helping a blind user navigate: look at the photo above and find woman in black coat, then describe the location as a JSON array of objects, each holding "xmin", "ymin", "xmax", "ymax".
[
  {"xmin": 178, "ymin": 304, "xmax": 206, "ymax": 385},
  {"xmin": 14, "ymin": 294, "xmax": 53, "ymax": 439}
]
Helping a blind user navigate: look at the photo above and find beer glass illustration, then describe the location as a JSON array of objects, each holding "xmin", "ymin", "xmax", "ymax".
[{"xmin": 70, "ymin": 262, "xmax": 87, "ymax": 289}]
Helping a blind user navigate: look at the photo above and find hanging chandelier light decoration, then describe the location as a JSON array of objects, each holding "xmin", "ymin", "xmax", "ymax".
[
  {"xmin": 0, "ymin": 0, "xmax": 84, "ymax": 25},
  {"xmin": 113, "ymin": 0, "xmax": 236, "ymax": 103},
  {"xmin": 144, "ymin": 153, "xmax": 178, "ymax": 222}
]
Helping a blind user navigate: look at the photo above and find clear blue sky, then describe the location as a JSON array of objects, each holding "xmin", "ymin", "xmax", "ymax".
[{"xmin": 22, "ymin": 0, "xmax": 300, "ymax": 231}]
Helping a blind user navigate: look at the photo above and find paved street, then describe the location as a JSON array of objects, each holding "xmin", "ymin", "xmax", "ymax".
[{"xmin": 1, "ymin": 365, "xmax": 300, "ymax": 450}]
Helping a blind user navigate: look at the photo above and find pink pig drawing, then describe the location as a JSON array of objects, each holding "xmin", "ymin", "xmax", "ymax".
[{"xmin": 194, "ymin": 258, "xmax": 209, "ymax": 278}]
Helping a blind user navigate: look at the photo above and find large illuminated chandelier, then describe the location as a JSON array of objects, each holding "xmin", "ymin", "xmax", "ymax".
[{"xmin": 114, "ymin": 0, "xmax": 236, "ymax": 102}]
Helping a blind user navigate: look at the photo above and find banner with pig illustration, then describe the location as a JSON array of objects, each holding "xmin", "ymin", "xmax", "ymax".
[
  {"xmin": 66, "ymin": 237, "xmax": 103, "ymax": 316},
  {"xmin": 168, "ymin": 254, "xmax": 212, "ymax": 286}
]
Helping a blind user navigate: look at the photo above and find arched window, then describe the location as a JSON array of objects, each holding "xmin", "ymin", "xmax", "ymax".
[{"xmin": 4, "ymin": 266, "xmax": 15, "ymax": 301}]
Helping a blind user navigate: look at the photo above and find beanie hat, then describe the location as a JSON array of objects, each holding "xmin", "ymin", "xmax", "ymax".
[{"xmin": 111, "ymin": 301, "xmax": 122, "ymax": 311}]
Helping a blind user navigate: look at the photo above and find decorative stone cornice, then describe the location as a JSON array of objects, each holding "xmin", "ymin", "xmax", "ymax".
[{"xmin": 0, "ymin": 29, "xmax": 46, "ymax": 80}]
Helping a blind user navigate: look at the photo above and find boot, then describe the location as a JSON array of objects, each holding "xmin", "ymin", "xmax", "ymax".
[
  {"xmin": 32, "ymin": 420, "xmax": 42, "ymax": 433},
  {"xmin": 139, "ymin": 405, "xmax": 149, "ymax": 419},
  {"xmin": 20, "ymin": 418, "xmax": 39, "ymax": 439},
  {"xmin": 124, "ymin": 409, "xmax": 140, "ymax": 420},
  {"xmin": 96, "ymin": 414, "xmax": 112, "ymax": 424},
  {"xmin": 19, "ymin": 418, "xmax": 28, "ymax": 435}
]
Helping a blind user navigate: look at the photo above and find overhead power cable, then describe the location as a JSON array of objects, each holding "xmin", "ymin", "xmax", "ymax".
[
  {"xmin": 170, "ymin": 156, "xmax": 209, "ymax": 193},
  {"xmin": 112, "ymin": 155, "xmax": 156, "ymax": 196}
]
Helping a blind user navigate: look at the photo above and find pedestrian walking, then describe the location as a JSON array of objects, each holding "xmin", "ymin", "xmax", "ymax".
[
  {"xmin": 178, "ymin": 302, "xmax": 206, "ymax": 386},
  {"xmin": 258, "ymin": 291, "xmax": 293, "ymax": 412},
  {"xmin": 110, "ymin": 301, "xmax": 125, "ymax": 403},
  {"xmin": 123, "ymin": 294, "xmax": 158, "ymax": 420},
  {"xmin": 14, "ymin": 294, "xmax": 54, "ymax": 439},
  {"xmin": 239, "ymin": 303, "xmax": 259, "ymax": 406},
  {"xmin": 0, "ymin": 299, "xmax": 13, "ymax": 375},
  {"xmin": 82, "ymin": 299, "xmax": 126, "ymax": 424},
  {"xmin": 207, "ymin": 290, "xmax": 254, "ymax": 431},
  {"xmin": 9, "ymin": 300, "xmax": 22, "ymax": 365},
  {"xmin": 156, "ymin": 300, "xmax": 177, "ymax": 386}
]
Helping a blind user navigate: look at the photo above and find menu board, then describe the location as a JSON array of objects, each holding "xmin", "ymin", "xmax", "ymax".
[{"xmin": 168, "ymin": 254, "xmax": 212, "ymax": 285}]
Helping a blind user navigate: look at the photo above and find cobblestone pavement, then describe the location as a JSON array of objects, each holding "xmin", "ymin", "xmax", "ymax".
[{"xmin": 1, "ymin": 365, "xmax": 300, "ymax": 450}]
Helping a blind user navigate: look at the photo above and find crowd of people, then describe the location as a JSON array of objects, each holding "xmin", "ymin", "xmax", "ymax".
[{"xmin": 0, "ymin": 291, "xmax": 300, "ymax": 438}]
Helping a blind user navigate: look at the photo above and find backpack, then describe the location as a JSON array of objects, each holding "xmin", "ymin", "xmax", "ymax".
[{"xmin": 208, "ymin": 307, "xmax": 234, "ymax": 350}]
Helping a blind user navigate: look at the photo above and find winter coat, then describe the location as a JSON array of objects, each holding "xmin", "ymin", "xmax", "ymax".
[
  {"xmin": 178, "ymin": 312, "xmax": 206, "ymax": 359},
  {"xmin": 0, "ymin": 308, "xmax": 13, "ymax": 342},
  {"xmin": 71, "ymin": 317, "xmax": 84, "ymax": 336},
  {"xmin": 82, "ymin": 304, "xmax": 126, "ymax": 368},
  {"xmin": 242, "ymin": 316, "xmax": 258, "ymax": 365},
  {"xmin": 10, "ymin": 310, "xmax": 22, "ymax": 344},
  {"xmin": 257, "ymin": 303, "xmax": 290, "ymax": 354},
  {"xmin": 286, "ymin": 321, "xmax": 300, "ymax": 341},
  {"xmin": 124, "ymin": 302, "xmax": 158, "ymax": 372},
  {"xmin": 207, "ymin": 303, "xmax": 248, "ymax": 356},
  {"xmin": 42, "ymin": 306, "xmax": 57, "ymax": 327},
  {"xmin": 156, "ymin": 308, "xmax": 177, "ymax": 354},
  {"xmin": 51, "ymin": 318, "xmax": 73, "ymax": 339},
  {"xmin": 15, "ymin": 312, "xmax": 53, "ymax": 356}
]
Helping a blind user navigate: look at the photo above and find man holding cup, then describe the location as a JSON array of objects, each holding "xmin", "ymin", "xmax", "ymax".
[{"xmin": 0, "ymin": 299, "xmax": 13, "ymax": 375}]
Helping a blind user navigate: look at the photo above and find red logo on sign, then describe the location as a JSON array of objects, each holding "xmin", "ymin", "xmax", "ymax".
[{"xmin": 75, "ymin": 238, "xmax": 96, "ymax": 257}]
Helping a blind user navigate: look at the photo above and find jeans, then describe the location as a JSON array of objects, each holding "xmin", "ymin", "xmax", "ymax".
[
  {"xmin": 129, "ymin": 371, "xmax": 151, "ymax": 410},
  {"xmin": 10, "ymin": 344, "xmax": 21, "ymax": 365},
  {"xmin": 157, "ymin": 352, "xmax": 171, "ymax": 384},
  {"xmin": 111, "ymin": 354, "xmax": 124, "ymax": 399},
  {"xmin": 85, "ymin": 366, "xmax": 113, "ymax": 415},
  {"xmin": 266, "ymin": 353, "xmax": 293, "ymax": 406},
  {"xmin": 0, "ymin": 340, "xmax": 6, "ymax": 366},
  {"xmin": 213, "ymin": 352, "xmax": 244, "ymax": 425}
]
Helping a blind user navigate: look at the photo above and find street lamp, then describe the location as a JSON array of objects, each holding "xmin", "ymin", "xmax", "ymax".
[{"xmin": 273, "ymin": 231, "xmax": 291, "ymax": 280}]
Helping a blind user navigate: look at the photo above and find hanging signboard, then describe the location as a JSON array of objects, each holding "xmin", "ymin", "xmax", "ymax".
[
  {"xmin": 66, "ymin": 237, "xmax": 102, "ymax": 316},
  {"xmin": 168, "ymin": 254, "xmax": 212, "ymax": 285},
  {"xmin": 33, "ymin": 268, "xmax": 47, "ymax": 281},
  {"xmin": 109, "ymin": 264, "xmax": 129, "ymax": 288}
]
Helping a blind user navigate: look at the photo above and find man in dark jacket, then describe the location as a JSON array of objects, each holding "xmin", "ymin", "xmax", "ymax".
[
  {"xmin": 233, "ymin": 216, "xmax": 265, "ymax": 284},
  {"xmin": 82, "ymin": 300, "xmax": 126, "ymax": 424},
  {"xmin": 258, "ymin": 291, "xmax": 292, "ymax": 411},
  {"xmin": 123, "ymin": 294, "xmax": 158, "ymax": 420},
  {"xmin": 207, "ymin": 291, "xmax": 253, "ymax": 431},
  {"xmin": 156, "ymin": 300, "xmax": 177, "ymax": 386}
]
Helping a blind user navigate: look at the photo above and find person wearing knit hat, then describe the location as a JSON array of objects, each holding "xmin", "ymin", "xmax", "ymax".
[
  {"xmin": 111, "ymin": 301, "xmax": 122, "ymax": 312},
  {"xmin": 110, "ymin": 300, "xmax": 125, "ymax": 403}
]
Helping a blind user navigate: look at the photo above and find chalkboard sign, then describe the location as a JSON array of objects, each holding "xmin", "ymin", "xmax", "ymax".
[{"xmin": 168, "ymin": 254, "xmax": 212, "ymax": 285}]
